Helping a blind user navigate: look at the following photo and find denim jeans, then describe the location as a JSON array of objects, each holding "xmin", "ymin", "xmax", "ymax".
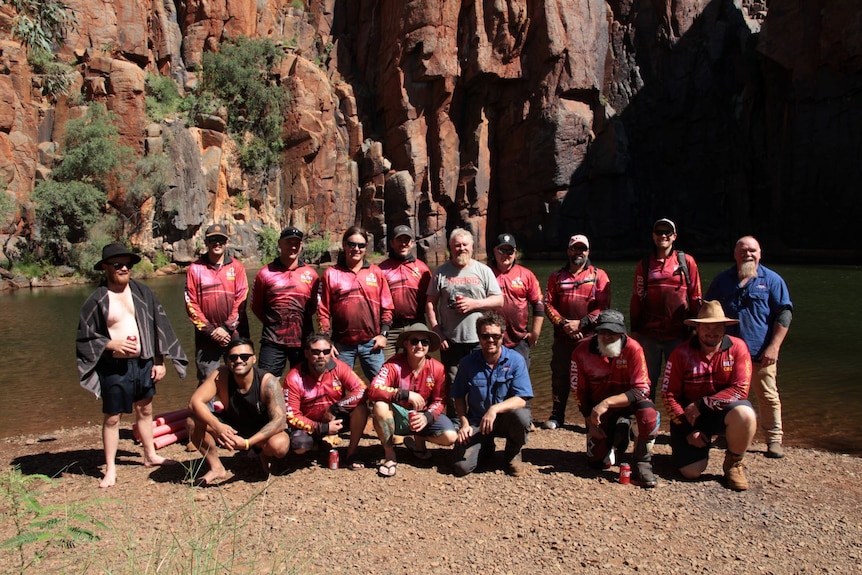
[{"xmin": 336, "ymin": 337, "xmax": 385, "ymax": 381}]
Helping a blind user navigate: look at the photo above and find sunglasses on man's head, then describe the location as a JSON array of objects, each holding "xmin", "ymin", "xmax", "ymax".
[
  {"xmin": 479, "ymin": 333, "xmax": 502, "ymax": 341},
  {"xmin": 309, "ymin": 348, "xmax": 332, "ymax": 356},
  {"xmin": 108, "ymin": 261, "xmax": 134, "ymax": 270},
  {"xmin": 409, "ymin": 338, "xmax": 431, "ymax": 347},
  {"xmin": 346, "ymin": 241, "xmax": 366, "ymax": 249},
  {"xmin": 227, "ymin": 353, "xmax": 253, "ymax": 362}
]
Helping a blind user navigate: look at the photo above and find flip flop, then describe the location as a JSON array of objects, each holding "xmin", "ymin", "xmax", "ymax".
[
  {"xmin": 377, "ymin": 461, "xmax": 397, "ymax": 477},
  {"xmin": 404, "ymin": 436, "xmax": 432, "ymax": 460}
]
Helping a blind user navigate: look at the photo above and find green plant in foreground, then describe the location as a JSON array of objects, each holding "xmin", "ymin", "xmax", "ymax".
[{"xmin": 0, "ymin": 466, "xmax": 104, "ymax": 574}]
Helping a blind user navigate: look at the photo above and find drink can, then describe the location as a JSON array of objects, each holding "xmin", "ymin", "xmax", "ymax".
[
  {"xmin": 328, "ymin": 449, "xmax": 339, "ymax": 470},
  {"xmin": 619, "ymin": 462, "xmax": 631, "ymax": 484},
  {"xmin": 127, "ymin": 335, "xmax": 137, "ymax": 341},
  {"xmin": 456, "ymin": 294, "xmax": 464, "ymax": 302}
]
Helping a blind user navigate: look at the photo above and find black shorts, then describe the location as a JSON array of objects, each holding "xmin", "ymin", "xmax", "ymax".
[
  {"xmin": 98, "ymin": 357, "xmax": 156, "ymax": 415},
  {"xmin": 670, "ymin": 400, "xmax": 753, "ymax": 468}
]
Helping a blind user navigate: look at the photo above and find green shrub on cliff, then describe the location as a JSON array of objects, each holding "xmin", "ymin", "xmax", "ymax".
[
  {"xmin": 53, "ymin": 103, "xmax": 131, "ymax": 185},
  {"xmin": 199, "ymin": 36, "xmax": 287, "ymax": 172},
  {"xmin": 145, "ymin": 73, "xmax": 182, "ymax": 122},
  {"xmin": 7, "ymin": 0, "xmax": 76, "ymax": 52},
  {"xmin": 27, "ymin": 47, "xmax": 73, "ymax": 98},
  {"xmin": 32, "ymin": 180, "xmax": 103, "ymax": 261}
]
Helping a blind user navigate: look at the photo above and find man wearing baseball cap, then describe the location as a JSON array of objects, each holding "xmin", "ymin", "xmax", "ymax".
[
  {"xmin": 185, "ymin": 224, "xmax": 250, "ymax": 386},
  {"xmin": 662, "ymin": 301, "xmax": 756, "ymax": 491},
  {"xmin": 490, "ymin": 233, "xmax": 544, "ymax": 367},
  {"xmin": 379, "ymin": 225, "xmax": 432, "ymax": 359},
  {"xmin": 543, "ymin": 234, "xmax": 611, "ymax": 429},
  {"xmin": 572, "ymin": 309, "xmax": 659, "ymax": 487},
  {"xmin": 630, "ymin": 218, "xmax": 702, "ymax": 400},
  {"xmin": 251, "ymin": 226, "xmax": 320, "ymax": 376}
]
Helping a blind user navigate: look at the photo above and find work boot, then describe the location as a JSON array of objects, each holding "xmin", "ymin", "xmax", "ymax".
[
  {"xmin": 766, "ymin": 442, "xmax": 784, "ymax": 459},
  {"xmin": 633, "ymin": 439, "xmax": 657, "ymax": 488},
  {"xmin": 505, "ymin": 453, "xmax": 526, "ymax": 477},
  {"xmin": 723, "ymin": 451, "xmax": 749, "ymax": 491}
]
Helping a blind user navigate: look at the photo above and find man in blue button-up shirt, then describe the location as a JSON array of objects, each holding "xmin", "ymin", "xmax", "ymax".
[{"xmin": 451, "ymin": 312, "xmax": 533, "ymax": 477}]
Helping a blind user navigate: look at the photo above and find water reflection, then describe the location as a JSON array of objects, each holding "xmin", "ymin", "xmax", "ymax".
[{"xmin": 1, "ymin": 262, "xmax": 860, "ymax": 456}]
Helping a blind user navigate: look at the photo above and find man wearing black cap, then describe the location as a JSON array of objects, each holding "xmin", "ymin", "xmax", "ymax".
[
  {"xmin": 490, "ymin": 233, "xmax": 544, "ymax": 367},
  {"xmin": 77, "ymin": 243, "xmax": 188, "ymax": 488},
  {"xmin": 379, "ymin": 225, "xmax": 432, "ymax": 359},
  {"xmin": 251, "ymin": 226, "xmax": 320, "ymax": 376},
  {"xmin": 185, "ymin": 224, "xmax": 250, "ymax": 385},
  {"xmin": 572, "ymin": 309, "xmax": 659, "ymax": 488},
  {"xmin": 630, "ymin": 218, "xmax": 702, "ymax": 400}
]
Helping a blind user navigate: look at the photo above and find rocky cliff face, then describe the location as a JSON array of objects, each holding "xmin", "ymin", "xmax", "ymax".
[{"xmin": 0, "ymin": 0, "xmax": 859, "ymax": 269}]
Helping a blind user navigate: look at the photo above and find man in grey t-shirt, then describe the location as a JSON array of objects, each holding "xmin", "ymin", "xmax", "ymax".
[{"xmin": 426, "ymin": 228, "xmax": 503, "ymax": 383}]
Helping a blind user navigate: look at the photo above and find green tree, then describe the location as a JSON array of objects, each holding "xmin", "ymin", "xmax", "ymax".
[
  {"xmin": 33, "ymin": 180, "xmax": 103, "ymax": 254},
  {"xmin": 6, "ymin": 0, "xmax": 77, "ymax": 52},
  {"xmin": 53, "ymin": 103, "xmax": 130, "ymax": 186},
  {"xmin": 200, "ymin": 36, "xmax": 287, "ymax": 172}
]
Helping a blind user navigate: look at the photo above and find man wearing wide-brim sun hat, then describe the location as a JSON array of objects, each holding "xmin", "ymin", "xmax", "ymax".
[
  {"xmin": 663, "ymin": 301, "xmax": 757, "ymax": 491},
  {"xmin": 366, "ymin": 323, "xmax": 457, "ymax": 477}
]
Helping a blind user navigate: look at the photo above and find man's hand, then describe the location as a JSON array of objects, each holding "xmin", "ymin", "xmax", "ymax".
[
  {"xmin": 760, "ymin": 342, "xmax": 781, "ymax": 367},
  {"xmin": 587, "ymin": 420, "xmax": 606, "ymax": 440},
  {"xmin": 684, "ymin": 402, "xmax": 701, "ymax": 426},
  {"xmin": 210, "ymin": 326, "xmax": 231, "ymax": 346},
  {"xmin": 371, "ymin": 334, "xmax": 387, "ymax": 352},
  {"xmin": 151, "ymin": 364, "xmax": 166, "ymax": 382},
  {"xmin": 214, "ymin": 423, "xmax": 240, "ymax": 450},
  {"xmin": 526, "ymin": 331, "xmax": 540, "ymax": 347},
  {"xmin": 328, "ymin": 419, "xmax": 344, "ymax": 435},
  {"xmin": 108, "ymin": 337, "xmax": 139, "ymax": 356},
  {"xmin": 409, "ymin": 410, "xmax": 427, "ymax": 432},
  {"xmin": 589, "ymin": 402, "xmax": 608, "ymax": 430},
  {"xmin": 562, "ymin": 319, "xmax": 582, "ymax": 339},
  {"xmin": 454, "ymin": 297, "xmax": 476, "ymax": 315},
  {"xmin": 686, "ymin": 430, "xmax": 709, "ymax": 448},
  {"xmin": 457, "ymin": 417, "xmax": 473, "ymax": 444},
  {"xmin": 406, "ymin": 392, "xmax": 426, "ymax": 411},
  {"xmin": 479, "ymin": 405, "xmax": 498, "ymax": 435}
]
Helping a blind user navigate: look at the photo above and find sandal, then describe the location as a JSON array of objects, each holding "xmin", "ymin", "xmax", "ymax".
[
  {"xmin": 404, "ymin": 436, "xmax": 432, "ymax": 460},
  {"xmin": 377, "ymin": 460, "xmax": 397, "ymax": 477}
]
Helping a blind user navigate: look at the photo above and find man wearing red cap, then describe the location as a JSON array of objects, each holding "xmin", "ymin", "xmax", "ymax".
[{"xmin": 543, "ymin": 234, "xmax": 611, "ymax": 429}]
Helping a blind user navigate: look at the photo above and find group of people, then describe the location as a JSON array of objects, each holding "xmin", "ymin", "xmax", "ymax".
[{"xmin": 76, "ymin": 218, "xmax": 792, "ymax": 492}]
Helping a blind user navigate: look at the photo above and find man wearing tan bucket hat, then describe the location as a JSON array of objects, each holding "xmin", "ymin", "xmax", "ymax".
[
  {"xmin": 367, "ymin": 324, "xmax": 457, "ymax": 477},
  {"xmin": 662, "ymin": 300, "xmax": 757, "ymax": 491}
]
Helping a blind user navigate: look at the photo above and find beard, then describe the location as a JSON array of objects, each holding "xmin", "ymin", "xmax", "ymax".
[
  {"xmin": 598, "ymin": 337, "xmax": 623, "ymax": 359},
  {"xmin": 738, "ymin": 261, "xmax": 758, "ymax": 281},
  {"xmin": 310, "ymin": 359, "xmax": 328, "ymax": 376},
  {"xmin": 570, "ymin": 254, "xmax": 586, "ymax": 268},
  {"xmin": 453, "ymin": 252, "xmax": 471, "ymax": 267}
]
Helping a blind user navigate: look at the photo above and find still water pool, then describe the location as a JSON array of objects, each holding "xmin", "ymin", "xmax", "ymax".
[{"xmin": 1, "ymin": 261, "xmax": 859, "ymax": 455}]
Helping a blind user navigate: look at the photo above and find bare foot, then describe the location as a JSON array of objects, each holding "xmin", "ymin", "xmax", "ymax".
[
  {"xmin": 143, "ymin": 454, "xmax": 177, "ymax": 467},
  {"xmin": 99, "ymin": 471, "xmax": 117, "ymax": 489},
  {"xmin": 260, "ymin": 453, "xmax": 273, "ymax": 476},
  {"xmin": 195, "ymin": 468, "xmax": 228, "ymax": 487}
]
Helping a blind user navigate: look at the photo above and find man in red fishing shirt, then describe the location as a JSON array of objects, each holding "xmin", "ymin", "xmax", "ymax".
[
  {"xmin": 543, "ymin": 234, "xmax": 611, "ymax": 429},
  {"xmin": 379, "ymin": 225, "xmax": 432, "ymax": 359},
  {"xmin": 572, "ymin": 310, "xmax": 659, "ymax": 488},
  {"xmin": 630, "ymin": 218, "xmax": 702, "ymax": 399},
  {"xmin": 185, "ymin": 224, "xmax": 250, "ymax": 385},
  {"xmin": 490, "ymin": 233, "xmax": 544, "ymax": 368},
  {"xmin": 283, "ymin": 333, "xmax": 369, "ymax": 469},
  {"xmin": 662, "ymin": 301, "xmax": 756, "ymax": 491},
  {"xmin": 318, "ymin": 226, "xmax": 394, "ymax": 381},
  {"xmin": 251, "ymin": 226, "xmax": 319, "ymax": 377}
]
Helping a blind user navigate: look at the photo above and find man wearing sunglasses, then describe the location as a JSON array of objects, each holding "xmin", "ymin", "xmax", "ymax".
[
  {"xmin": 451, "ymin": 312, "xmax": 533, "ymax": 477},
  {"xmin": 367, "ymin": 323, "xmax": 457, "ymax": 476},
  {"xmin": 77, "ymin": 243, "xmax": 188, "ymax": 488},
  {"xmin": 283, "ymin": 333, "xmax": 369, "ymax": 469},
  {"xmin": 188, "ymin": 338, "xmax": 289, "ymax": 485},
  {"xmin": 630, "ymin": 218, "xmax": 702, "ymax": 400},
  {"xmin": 490, "ymin": 233, "xmax": 544, "ymax": 367},
  {"xmin": 185, "ymin": 224, "xmax": 250, "ymax": 387}
]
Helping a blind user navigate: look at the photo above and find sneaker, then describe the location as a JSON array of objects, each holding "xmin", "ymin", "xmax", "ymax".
[
  {"xmin": 506, "ymin": 454, "xmax": 526, "ymax": 477},
  {"xmin": 542, "ymin": 419, "xmax": 559, "ymax": 430},
  {"xmin": 723, "ymin": 453, "xmax": 749, "ymax": 491},
  {"xmin": 766, "ymin": 442, "xmax": 785, "ymax": 459}
]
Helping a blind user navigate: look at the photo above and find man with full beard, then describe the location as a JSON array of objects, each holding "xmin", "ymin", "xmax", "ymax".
[
  {"xmin": 543, "ymin": 234, "xmax": 611, "ymax": 429},
  {"xmin": 426, "ymin": 228, "xmax": 503, "ymax": 384},
  {"xmin": 282, "ymin": 333, "xmax": 369, "ymax": 469},
  {"xmin": 706, "ymin": 236, "xmax": 792, "ymax": 459},
  {"xmin": 571, "ymin": 310, "xmax": 659, "ymax": 488}
]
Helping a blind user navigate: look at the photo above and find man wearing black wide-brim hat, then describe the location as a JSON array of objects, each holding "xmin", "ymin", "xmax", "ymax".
[{"xmin": 76, "ymin": 242, "xmax": 188, "ymax": 488}]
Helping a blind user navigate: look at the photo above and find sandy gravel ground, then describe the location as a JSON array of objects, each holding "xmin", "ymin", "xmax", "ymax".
[{"xmin": 1, "ymin": 423, "xmax": 861, "ymax": 575}]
